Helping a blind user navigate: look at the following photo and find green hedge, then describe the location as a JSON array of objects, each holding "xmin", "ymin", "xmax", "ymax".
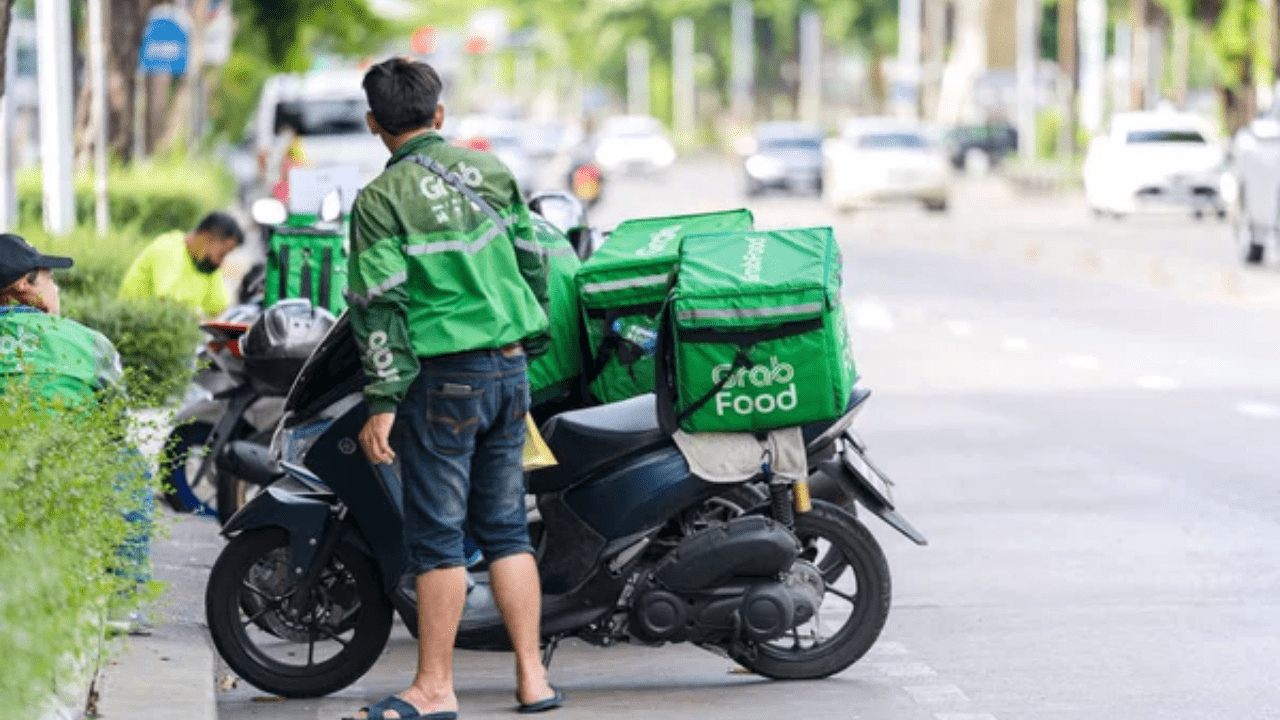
[
  {"xmin": 0, "ymin": 389, "xmax": 155, "ymax": 718},
  {"xmin": 17, "ymin": 159, "xmax": 234, "ymax": 236},
  {"xmin": 64, "ymin": 296, "xmax": 201, "ymax": 406}
]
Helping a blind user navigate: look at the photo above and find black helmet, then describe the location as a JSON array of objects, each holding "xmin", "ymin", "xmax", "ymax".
[{"xmin": 242, "ymin": 299, "xmax": 336, "ymax": 396}]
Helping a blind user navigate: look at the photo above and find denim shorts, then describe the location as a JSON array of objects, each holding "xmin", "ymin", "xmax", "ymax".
[{"xmin": 394, "ymin": 348, "xmax": 534, "ymax": 574}]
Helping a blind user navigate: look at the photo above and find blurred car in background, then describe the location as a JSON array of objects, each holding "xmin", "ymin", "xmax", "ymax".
[
  {"xmin": 823, "ymin": 119, "xmax": 951, "ymax": 213},
  {"xmin": 453, "ymin": 115, "xmax": 536, "ymax": 196},
  {"xmin": 522, "ymin": 120, "xmax": 584, "ymax": 160},
  {"xmin": 593, "ymin": 115, "xmax": 677, "ymax": 176},
  {"xmin": 1229, "ymin": 103, "xmax": 1280, "ymax": 264},
  {"xmin": 1083, "ymin": 110, "xmax": 1227, "ymax": 220},
  {"xmin": 741, "ymin": 121, "xmax": 824, "ymax": 197},
  {"xmin": 944, "ymin": 122, "xmax": 1018, "ymax": 171},
  {"xmin": 252, "ymin": 70, "xmax": 389, "ymax": 188}
]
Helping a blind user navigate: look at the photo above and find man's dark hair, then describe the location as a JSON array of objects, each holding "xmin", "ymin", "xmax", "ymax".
[
  {"xmin": 363, "ymin": 58, "xmax": 442, "ymax": 136},
  {"xmin": 195, "ymin": 211, "xmax": 245, "ymax": 246}
]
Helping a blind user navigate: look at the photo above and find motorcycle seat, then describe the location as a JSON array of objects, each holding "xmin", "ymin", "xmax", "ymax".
[{"xmin": 530, "ymin": 394, "xmax": 668, "ymax": 494}]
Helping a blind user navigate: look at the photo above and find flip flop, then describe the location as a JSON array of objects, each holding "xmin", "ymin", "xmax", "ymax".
[
  {"xmin": 342, "ymin": 695, "xmax": 458, "ymax": 720},
  {"xmin": 516, "ymin": 686, "xmax": 565, "ymax": 714}
]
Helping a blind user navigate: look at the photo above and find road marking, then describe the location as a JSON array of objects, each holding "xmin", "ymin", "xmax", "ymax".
[
  {"xmin": 1235, "ymin": 401, "xmax": 1280, "ymax": 419},
  {"xmin": 935, "ymin": 714, "xmax": 999, "ymax": 720},
  {"xmin": 851, "ymin": 298, "xmax": 896, "ymax": 331},
  {"xmin": 1002, "ymin": 337, "xmax": 1029, "ymax": 352},
  {"xmin": 1136, "ymin": 375, "xmax": 1180, "ymax": 391},
  {"xmin": 1062, "ymin": 354, "xmax": 1100, "ymax": 370},
  {"xmin": 945, "ymin": 320, "xmax": 974, "ymax": 337},
  {"xmin": 866, "ymin": 641, "xmax": 910, "ymax": 656},
  {"xmin": 876, "ymin": 662, "xmax": 938, "ymax": 677},
  {"xmin": 904, "ymin": 684, "xmax": 970, "ymax": 704}
]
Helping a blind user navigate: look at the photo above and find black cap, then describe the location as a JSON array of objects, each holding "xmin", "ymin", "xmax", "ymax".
[{"xmin": 0, "ymin": 233, "xmax": 73, "ymax": 289}]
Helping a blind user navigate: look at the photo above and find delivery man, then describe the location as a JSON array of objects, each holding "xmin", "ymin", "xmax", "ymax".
[{"xmin": 344, "ymin": 58, "xmax": 562, "ymax": 720}]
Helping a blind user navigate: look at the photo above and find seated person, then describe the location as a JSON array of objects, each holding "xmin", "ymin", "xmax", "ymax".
[
  {"xmin": 0, "ymin": 233, "xmax": 152, "ymax": 620},
  {"xmin": 118, "ymin": 211, "xmax": 245, "ymax": 318}
]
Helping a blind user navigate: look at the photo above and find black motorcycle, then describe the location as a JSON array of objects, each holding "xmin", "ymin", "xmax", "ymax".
[{"xmin": 204, "ymin": 315, "xmax": 925, "ymax": 698}]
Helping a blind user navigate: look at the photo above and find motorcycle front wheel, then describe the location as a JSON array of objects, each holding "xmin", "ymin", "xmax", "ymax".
[
  {"xmin": 730, "ymin": 501, "xmax": 891, "ymax": 680},
  {"xmin": 205, "ymin": 528, "xmax": 393, "ymax": 698}
]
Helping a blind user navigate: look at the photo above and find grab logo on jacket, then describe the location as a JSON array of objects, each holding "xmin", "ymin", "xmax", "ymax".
[
  {"xmin": 710, "ymin": 356, "xmax": 797, "ymax": 416},
  {"xmin": 0, "ymin": 327, "xmax": 40, "ymax": 357}
]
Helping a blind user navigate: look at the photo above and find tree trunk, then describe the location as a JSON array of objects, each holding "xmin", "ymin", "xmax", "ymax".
[
  {"xmin": 107, "ymin": 0, "xmax": 162, "ymax": 161},
  {"xmin": 1058, "ymin": 0, "xmax": 1078, "ymax": 157},
  {"xmin": 0, "ymin": 0, "xmax": 15, "ymax": 99}
]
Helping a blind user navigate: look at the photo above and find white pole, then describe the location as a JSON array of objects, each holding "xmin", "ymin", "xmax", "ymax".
[
  {"xmin": 731, "ymin": 0, "xmax": 754, "ymax": 122},
  {"xmin": 799, "ymin": 11, "xmax": 822, "ymax": 124},
  {"xmin": 627, "ymin": 39, "xmax": 650, "ymax": 116},
  {"xmin": 672, "ymin": 17, "xmax": 696, "ymax": 143},
  {"xmin": 1016, "ymin": 0, "xmax": 1039, "ymax": 157},
  {"xmin": 89, "ymin": 0, "xmax": 110, "ymax": 235},
  {"xmin": 0, "ymin": 23, "xmax": 17, "ymax": 231},
  {"xmin": 898, "ymin": 0, "xmax": 922, "ymax": 118},
  {"xmin": 1078, "ymin": 0, "xmax": 1107, "ymax": 133},
  {"xmin": 36, "ymin": 0, "xmax": 75, "ymax": 234}
]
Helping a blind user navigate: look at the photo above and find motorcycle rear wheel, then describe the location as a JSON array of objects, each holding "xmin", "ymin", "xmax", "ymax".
[
  {"xmin": 206, "ymin": 528, "xmax": 393, "ymax": 698},
  {"xmin": 730, "ymin": 501, "xmax": 891, "ymax": 680}
]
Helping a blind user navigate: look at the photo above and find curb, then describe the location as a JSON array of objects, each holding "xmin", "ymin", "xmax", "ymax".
[{"xmin": 95, "ymin": 631, "xmax": 218, "ymax": 720}]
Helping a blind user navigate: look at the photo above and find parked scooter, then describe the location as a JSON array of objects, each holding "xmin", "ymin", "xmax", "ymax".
[
  {"xmin": 160, "ymin": 301, "xmax": 264, "ymax": 517},
  {"xmin": 204, "ymin": 312, "xmax": 926, "ymax": 698}
]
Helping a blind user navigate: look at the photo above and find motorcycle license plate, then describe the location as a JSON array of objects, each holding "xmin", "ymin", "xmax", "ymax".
[{"xmin": 841, "ymin": 431, "xmax": 894, "ymax": 509}]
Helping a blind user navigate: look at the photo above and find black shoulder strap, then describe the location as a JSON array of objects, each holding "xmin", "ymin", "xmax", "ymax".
[{"xmin": 397, "ymin": 153, "xmax": 509, "ymax": 233}]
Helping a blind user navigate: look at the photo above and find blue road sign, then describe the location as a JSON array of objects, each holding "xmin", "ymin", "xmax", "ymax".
[{"xmin": 140, "ymin": 17, "xmax": 189, "ymax": 76}]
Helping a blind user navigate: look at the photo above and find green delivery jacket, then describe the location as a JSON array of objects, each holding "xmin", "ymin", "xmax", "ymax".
[
  {"xmin": 526, "ymin": 216, "xmax": 583, "ymax": 404},
  {"xmin": 347, "ymin": 132, "xmax": 551, "ymax": 414},
  {"xmin": 0, "ymin": 305, "xmax": 124, "ymax": 407}
]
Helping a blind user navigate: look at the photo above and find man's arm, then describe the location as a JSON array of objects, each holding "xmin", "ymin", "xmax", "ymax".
[
  {"xmin": 346, "ymin": 192, "xmax": 418, "ymax": 416},
  {"xmin": 204, "ymin": 271, "xmax": 232, "ymax": 317},
  {"xmin": 507, "ymin": 186, "xmax": 552, "ymax": 358}
]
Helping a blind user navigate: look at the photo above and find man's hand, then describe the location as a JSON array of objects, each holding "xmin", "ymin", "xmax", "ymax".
[{"xmin": 359, "ymin": 412, "xmax": 397, "ymax": 465}]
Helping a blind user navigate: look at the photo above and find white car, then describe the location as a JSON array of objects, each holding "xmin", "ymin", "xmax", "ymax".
[
  {"xmin": 451, "ymin": 115, "xmax": 536, "ymax": 196},
  {"xmin": 1083, "ymin": 111, "xmax": 1228, "ymax": 219},
  {"xmin": 1229, "ymin": 105, "xmax": 1280, "ymax": 264},
  {"xmin": 592, "ymin": 115, "xmax": 677, "ymax": 175},
  {"xmin": 823, "ymin": 119, "xmax": 951, "ymax": 213},
  {"xmin": 252, "ymin": 70, "xmax": 390, "ymax": 188}
]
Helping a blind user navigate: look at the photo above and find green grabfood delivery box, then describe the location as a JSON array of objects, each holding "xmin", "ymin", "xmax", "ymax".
[
  {"xmin": 575, "ymin": 209, "xmax": 754, "ymax": 404},
  {"xmin": 656, "ymin": 226, "xmax": 857, "ymax": 433}
]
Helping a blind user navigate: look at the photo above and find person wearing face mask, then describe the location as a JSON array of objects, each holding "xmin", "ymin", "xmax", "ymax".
[{"xmin": 117, "ymin": 211, "xmax": 245, "ymax": 317}]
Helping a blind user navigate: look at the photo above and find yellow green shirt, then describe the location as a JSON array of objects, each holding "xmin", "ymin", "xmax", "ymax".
[{"xmin": 117, "ymin": 231, "xmax": 231, "ymax": 317}]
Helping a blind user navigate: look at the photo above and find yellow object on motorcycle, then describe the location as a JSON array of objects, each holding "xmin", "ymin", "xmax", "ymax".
[
  {"xmin": 522, "ymin": 413, "xmax": 558, "ymax": 470},
  {"xmin": 793, "ymin": 479, "xmax": 812, "ymax": 514}
]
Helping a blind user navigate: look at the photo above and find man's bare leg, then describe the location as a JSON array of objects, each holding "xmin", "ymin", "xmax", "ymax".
[
  {"xmin": 354, "ymin": 567, "xmax": 467, "ymax": 718},
  {"xmin": 488, "ymin": 553, "xmax": 555, "ymax": 704}
]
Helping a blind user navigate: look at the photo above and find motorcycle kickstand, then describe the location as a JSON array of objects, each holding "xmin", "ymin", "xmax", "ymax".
[{"xmin": 541, "ymin": 634, "xmax": 565, "ymax": 669}]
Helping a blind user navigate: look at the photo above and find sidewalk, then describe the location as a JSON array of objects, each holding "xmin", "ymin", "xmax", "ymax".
[{"xmin": 93, "ymin": 509, "xmax": 221, "ymax": 720}]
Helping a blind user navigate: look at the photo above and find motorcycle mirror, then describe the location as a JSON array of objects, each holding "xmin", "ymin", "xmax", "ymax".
[
  {"xmin": 251, "ymin": 198, "xmax": 288, "ymax": 226},
  {"xmin": 318, "ymin": 189, "xmax": 343, "ymax": 223},
  {"xmin": 528, "ymin": 190, "xmax": 587, "ymax": 234}
]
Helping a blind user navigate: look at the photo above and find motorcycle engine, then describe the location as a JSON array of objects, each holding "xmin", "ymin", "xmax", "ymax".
[{"xmin": 628, "ymin": 517, "xmax": 826, "ymax": 646}]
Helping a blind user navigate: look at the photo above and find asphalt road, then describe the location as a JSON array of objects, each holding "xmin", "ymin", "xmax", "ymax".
[{"xmin": 176, "ymin": 157, "xmax": 1280, "ymax": 720}]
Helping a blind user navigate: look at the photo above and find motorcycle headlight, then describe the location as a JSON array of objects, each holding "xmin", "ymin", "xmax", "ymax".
[
  {"xmin": 269, "ymin": 393, "xmax": 363, "ymax": 464},
  {"xmin": 745, "ymin": 154, "xmax": 786, "ymax": 179}
]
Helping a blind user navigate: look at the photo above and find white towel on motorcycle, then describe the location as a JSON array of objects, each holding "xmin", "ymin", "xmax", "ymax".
[{"xmin": 672, "ymin": 426, "xmax": 807, "ymax": 484}]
